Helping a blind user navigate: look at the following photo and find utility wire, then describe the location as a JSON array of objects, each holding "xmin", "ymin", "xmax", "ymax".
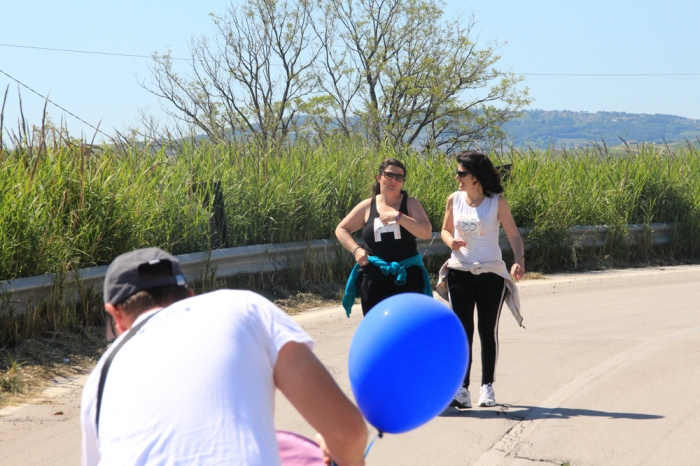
[
  {"xmin": 0, "ymin": 68, "xmax": 110, "ymax": 137},
  {"xmin": 2, "ymin": 43, "xmax": 700, "ymax": 76},
  {"xmin": 0, "ymin": 43, "xmax": 192, "ymax": 62},
  {"xmin": 1, "ymin": 43, "xmax": 698, "ymax": 137}
]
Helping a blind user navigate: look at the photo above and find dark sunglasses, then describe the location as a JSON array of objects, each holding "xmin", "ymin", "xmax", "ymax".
[
  {"xmin": 380, "ymin": 172, "xmax": 406, "ymax": 182},
  {"xmin": 456, "ymin": 170, "xmax": 470, "ymax": 178}
]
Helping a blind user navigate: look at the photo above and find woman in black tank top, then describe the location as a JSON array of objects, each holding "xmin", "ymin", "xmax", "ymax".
[
  {"xmin": 336, "ymin": 158, "xmax": 433, "ymax": 315},
  {"xmin": 362, "ymin": 194, "xmax": 418, "ymax": 262}
]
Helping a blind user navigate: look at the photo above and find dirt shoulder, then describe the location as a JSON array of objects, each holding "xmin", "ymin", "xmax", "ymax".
[{"xmin": 0, "ymin": 326, "xmax": 107, "ymax": 408}]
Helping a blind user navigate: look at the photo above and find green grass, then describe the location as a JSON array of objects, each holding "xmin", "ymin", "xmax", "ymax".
[
  {"xmin": 503, "ymin": 146, "xmax": 700, "ymax": 270},
  {"xmin": 2, "ymin": 137, "xmax": 699, "ymax": 277},
  {"xmin": 1, "ymin": 135, "xmax": 700, "ymax": 345},
  {"xmin": 0, "ymin": 354, "xmax": 27, "ymax": 397}
]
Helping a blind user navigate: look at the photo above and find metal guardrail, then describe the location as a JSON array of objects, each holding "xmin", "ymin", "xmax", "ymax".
[
  {"xmin": 0, "ymin": 223, "xmax": 674, "ymax": 316},
  {"xmin": 566, "ymin": 223, "xmax": 673, "ymax": 248}
]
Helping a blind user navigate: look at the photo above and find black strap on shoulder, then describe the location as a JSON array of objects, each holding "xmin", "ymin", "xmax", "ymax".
[
  {"xmin": 400, "ymin": 193, "xmax": 408, "ymax": 214},
  {"xmin": 369, "ymin": 195, "xmax": 378, "ymax": 218},
  {"xmin": 95, "ymin": 311, "xmax": 160, "ymax": 435}
]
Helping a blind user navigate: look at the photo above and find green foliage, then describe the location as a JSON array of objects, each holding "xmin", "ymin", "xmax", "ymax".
[
  {"xmin": 318, "ymin": 0, "xmax": 530, "ymax": 150},
  {"xmin": 0, "ymin": 146, "xmax": 212, "ymax": 280},
  {"xmin": 0, "ymin": 138, "xmax": 699, "ymax": 283},
  {"xmin": 502, "ymin": 145, "xmax": 700, "ymax": 270},
  {"xmin": 2, "ymin": 137, "xmax": 700, "ymax": 345},
  {"xmin": 0, "ymin": 353, "xmax": 27, "ymax": 396},
  {"xmin": 145, "ymin": 0, "xmax": 529, "ymax": 150}
]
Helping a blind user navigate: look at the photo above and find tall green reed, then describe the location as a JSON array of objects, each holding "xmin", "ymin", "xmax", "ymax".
[
  {"xmin": 1, "ymin": 137, "xmax": 699, "ymax": 281},
  {"xmin": 1, "ymin": 135, "xmax": 700, "ymax": 345},
  {"xmin": 501, "ymin": 144, "xmax": 700, "ymax": 269}
]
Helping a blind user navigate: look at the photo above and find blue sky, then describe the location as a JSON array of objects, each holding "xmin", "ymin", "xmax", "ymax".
[{"xmin": 1, "ymin": 0, "xmax": 698, "ymax": 141}]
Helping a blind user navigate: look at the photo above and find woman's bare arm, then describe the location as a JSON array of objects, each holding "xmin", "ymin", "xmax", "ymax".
[
  {"xmin": 335, "ymin": 199, "xmax": 371, "ymax": 265},
  {"xmin": 441, "ymin": 193, "xmax": 465, "ymax": 251},
  {"xmin": 498, "ymin": 195, "xmax": 525, "ymax": 280}
]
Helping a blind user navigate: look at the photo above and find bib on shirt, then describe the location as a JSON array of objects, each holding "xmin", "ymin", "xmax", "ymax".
[{"xmin": 373, "ymin": 218, "xmax": 401, "ymax": 241}]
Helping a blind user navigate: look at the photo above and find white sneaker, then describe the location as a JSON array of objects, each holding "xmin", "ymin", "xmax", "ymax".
[
  {"xmin": 478, "ymin": 383, "xmax": 496, "ymax": 407},
  {"xmin": 451, "ymin": 386, "xmax": 472, "ymax": 409}
]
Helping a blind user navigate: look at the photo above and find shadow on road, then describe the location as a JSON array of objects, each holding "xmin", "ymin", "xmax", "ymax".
[{"xmin": 439, "ymin": 404, "xmax": 664, "ymax": 421}]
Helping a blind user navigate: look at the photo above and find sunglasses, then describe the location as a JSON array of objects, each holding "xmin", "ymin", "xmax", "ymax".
[
  {"xmin": 380, "ymin": 172, "xmax": 406, "ymax": 182},
  {"xmin": 456, "ymin": 170, "xmax": 470, "ymax": 178}
]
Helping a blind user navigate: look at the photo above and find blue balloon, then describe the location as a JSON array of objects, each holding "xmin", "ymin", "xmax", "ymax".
[{"xmin": 348, "ymin": 293, "xmax": 468, "ymax": 434}]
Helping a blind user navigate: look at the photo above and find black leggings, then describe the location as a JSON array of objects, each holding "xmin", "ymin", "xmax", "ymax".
[
  {"xmin": 359, "ymin": 264, "xmax": 425, "ymax": 316},
  {"xmin": 447, "ymin": 269, "xmax": 506, "ymax": 389}
]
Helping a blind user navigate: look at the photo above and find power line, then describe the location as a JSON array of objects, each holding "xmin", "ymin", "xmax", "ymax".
[
  {"xmin": 2, "ymin": 43, "xmax": 700, "ymax": 76},
  {"xmin": 0, "ymin": 68, "xmax": 110, "ymax": 137},
  {"xmin": 0, "ymin": 43, "xmax": 191, "ymax": 61}
]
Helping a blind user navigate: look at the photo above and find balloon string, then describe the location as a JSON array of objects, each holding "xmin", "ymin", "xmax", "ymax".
[{"xmin": 364, "ymin": 431, "xmax": 383, "ymax": 457}]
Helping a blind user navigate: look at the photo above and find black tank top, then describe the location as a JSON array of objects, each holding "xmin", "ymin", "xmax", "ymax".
[{"xmin": 362, "ymin": 194, "xmax": 418, "ymax": 262}]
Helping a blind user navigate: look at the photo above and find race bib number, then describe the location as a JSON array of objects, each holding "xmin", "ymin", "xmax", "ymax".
[
  {"xmin": 457, "ymin": 215, "xmax": 483, "ymax": 240},
  {"xmin": 374, "ymin": 218, "xmax": 401, "ymax": 242}
]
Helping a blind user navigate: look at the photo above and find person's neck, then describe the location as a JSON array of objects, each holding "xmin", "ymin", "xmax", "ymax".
[
  {"xmin": 463, "ymin": 186, "xmax": 485, "ymax": 206},
  {"xmin": 120, "ymin": 307, "xmax": 163, "ymax": 333},
  {"xmin": 379, "ymin": 191, "xmax": 402, "ymax": 205}
]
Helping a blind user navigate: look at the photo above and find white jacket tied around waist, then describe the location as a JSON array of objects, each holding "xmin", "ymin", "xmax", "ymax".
[{"xmin": 436, "ymin": 259, "xmax": 524, "ymax": 328}]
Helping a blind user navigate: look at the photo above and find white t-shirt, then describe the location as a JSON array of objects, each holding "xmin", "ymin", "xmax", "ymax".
[
  {"xmin": 451, "ymin": 192, "xmax": 502, "ymax": 264},
  {"xmin": 81, "ymin": 289, "xmax": 313, "ymax": 466}
]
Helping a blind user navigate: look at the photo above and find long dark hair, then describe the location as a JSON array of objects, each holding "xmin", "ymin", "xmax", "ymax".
[
  {"xmin": 455, "ymin": 151, "xmax": 503, "ymax": 197},
  {"xmin": 371, "ymin": 158, "xmax": 408, "ymax": 196}
]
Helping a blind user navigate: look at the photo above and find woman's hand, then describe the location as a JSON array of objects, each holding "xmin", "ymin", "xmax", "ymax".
[
  {"xmin": 316, "ymin": 434, "xmax": 365, "ymax": 466},
  {"xmin": 316, "ymin": 434, "xmax": 333, "ymax": 466},
  {"xmin": 377, "ymin": 210, "xmax": 400, "ymax": 225},
  {"xmin": 354, "ymin": 247, "xmax": 370, "ymax": 267},
  {"xmin": 510, "ymin": 261, "xmax": 524, "ymax": 281},
  {"xmin": 448, "ymin": 237, "xmax": 466, "ymax": 251}
]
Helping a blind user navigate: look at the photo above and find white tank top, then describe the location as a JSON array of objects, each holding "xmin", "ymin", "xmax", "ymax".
[{"xmin": 451, "ymin": 192, "xmax": 502, "ymax": 264}]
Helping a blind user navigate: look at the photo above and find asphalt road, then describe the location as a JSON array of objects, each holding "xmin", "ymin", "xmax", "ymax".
[{"xmin": 2, "ymin": 265, "xmax": 700, "ymax": 465}]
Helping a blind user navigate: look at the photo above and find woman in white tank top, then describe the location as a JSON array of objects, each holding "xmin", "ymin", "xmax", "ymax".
[{"xmin": 438, "ymin": 151, "xmax": 525, "ymax": 409}]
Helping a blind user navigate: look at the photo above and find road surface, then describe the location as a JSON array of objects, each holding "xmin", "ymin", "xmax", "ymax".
[{"xmin": 2, "ymin": 265, "xmax": 700, "ymax": 465}]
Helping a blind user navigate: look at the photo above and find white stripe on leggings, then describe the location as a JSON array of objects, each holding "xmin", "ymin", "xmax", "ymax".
[{"xmin": 492, "ymin": 282, "xmax": 507, "ymax": 384}]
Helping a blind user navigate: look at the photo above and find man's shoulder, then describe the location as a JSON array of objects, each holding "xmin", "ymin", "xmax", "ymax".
[
  {"xmin": 196, "ymin": 288, "xmax": 253, "ymax": 299},
  {"xmin": 180, "ymin": 289, "xmax": 257, "ymax": 308},
  {"xmin": 171, "ymin": 289, "xmax": 280, "ymax": 321}
]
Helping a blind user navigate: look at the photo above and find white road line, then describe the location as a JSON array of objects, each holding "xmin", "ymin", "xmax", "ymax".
[{"xmin": 474, "ymin": 323, "xmax": 700, "ymax": 466}]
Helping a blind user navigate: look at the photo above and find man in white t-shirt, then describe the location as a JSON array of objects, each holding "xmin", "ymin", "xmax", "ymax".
[{"xmin": 80, "ymin": 248, "xmax": 367, "ymax": 466}]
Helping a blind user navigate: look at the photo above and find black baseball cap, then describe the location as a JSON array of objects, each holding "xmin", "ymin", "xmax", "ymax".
[
  {"xmin": 103, "ymin": 248, "xmax": 187, "ymax": 341},
  {"xmin": 103, "ymin": 248, "xmax": 187, "ymax": 305}
]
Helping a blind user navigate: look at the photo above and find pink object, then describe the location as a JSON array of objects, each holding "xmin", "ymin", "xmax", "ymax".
[{"xmin": 276, "ymin": 430, "xmax": 326, "ymax": 466}]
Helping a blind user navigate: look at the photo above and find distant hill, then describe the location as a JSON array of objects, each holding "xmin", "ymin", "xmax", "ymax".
[{"xmin": 502, "ymin": 110, "xmax": 700, "ymax": 149}]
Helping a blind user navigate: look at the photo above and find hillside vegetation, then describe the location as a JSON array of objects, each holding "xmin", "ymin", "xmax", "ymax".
[{"xmin": 503, "ymin": 110, "xmax": 700, "ymax": 148}]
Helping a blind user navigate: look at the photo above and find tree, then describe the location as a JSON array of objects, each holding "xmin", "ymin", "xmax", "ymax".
[
  {"xmin": 144, "ymin": 0, "xmax": 319, "ymax": 144},
  {"xmin": 314, "ymin": 0, "xmax": 530, "ymax": 152},
  {"xmin": 144, "ymin": 0, "xmax": 529, "ymax": 151}
]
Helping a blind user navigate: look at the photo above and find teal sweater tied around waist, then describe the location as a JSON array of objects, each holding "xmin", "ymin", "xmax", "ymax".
[{"xmin": 341, "ymin": 253, "xmax": 433, "ymax": 317}]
